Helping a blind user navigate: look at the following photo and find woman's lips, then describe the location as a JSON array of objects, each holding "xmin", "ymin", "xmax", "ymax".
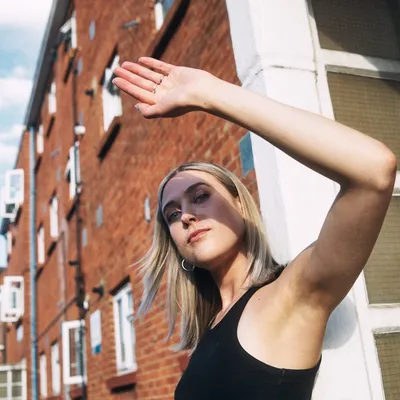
[{"xmin": 187, "ymin": 229, "xmax": 210, "ymax": 243}]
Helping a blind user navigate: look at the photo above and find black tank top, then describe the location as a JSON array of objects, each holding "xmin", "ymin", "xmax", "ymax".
[{"xmin": 174, "ymin": 282, "xmax": 321, "ymax": 399}]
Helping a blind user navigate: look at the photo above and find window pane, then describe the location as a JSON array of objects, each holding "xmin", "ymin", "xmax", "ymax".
[
  {"xmin": 117, "ymin": 298, "xmax": 126, "ymax": 363},
  {"xmin": 328, "ymin": 73, "xmax": 400, "ymax": 303},
  {"xmin": 0, "ymin": 386, "xmax": 7, "ymax": 398},
  {"xmin": 69, "ymin": 329, "xmax": 78, "ymax": 378},
  {"xmin": 311, "ymin": 0, "xmax": 400, "ymax": 59},
  {"xmin": 0, "ymin": 372, "xmax": 6, "ymax": 384},
  {"xmin": 12, "ymin": 370, "xmax": 21, "ymax": 383},
  {"xmin": 11, "ymin": 385, "xmax": 22, "ymax": 397},
  {"xmin": 375, "ymin": 333, "xmax": 400, "ymax": 399}
]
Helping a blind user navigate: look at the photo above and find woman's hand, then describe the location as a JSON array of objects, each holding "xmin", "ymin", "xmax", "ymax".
[{"xmin": 112, "ymin": 57, "xmax": 214, "ymax": 118}]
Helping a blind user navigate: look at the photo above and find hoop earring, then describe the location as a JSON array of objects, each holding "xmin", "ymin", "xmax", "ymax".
[{"xmin": 181, "ymin": 259, "xmax": 195, "ymax": 272}]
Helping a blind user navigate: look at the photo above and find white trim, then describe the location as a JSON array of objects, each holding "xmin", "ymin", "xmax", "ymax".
[
  {"xmin": 5, "ymin": 169, "xmax": 24, "ymax": 205},
  {"xmin": 37, "ymin": 226, "xmax": 45, "ymax": 265},
  {"xmin": 62, "ymin": 320, "xmax": 86, "ymax": 385},
  {"xmin": 37, "ymin": 125, "xmax": 44, "ymax": 155},
  {"xmin": 51, "ymin": 342, "xmax": 61, "ymax": 395},
  {"xmin": 6, "ymin": 230, "xmax": 12, "ymax": 256},
  {"xmin": 322, "ymin": 49, "xmax": 400, "ymax": 80},
  {"xmin": 39, "ymin": 353, "xmax": 47, "ymax": 398},
  {"xmin": 369, "ymin": 306, "xmax": 400, "ymax": 332},
  {"xmin": 48, "ymin": 81, "xmax": 57, "ymax": 115},
  {"xmin": 0, "ymin": 276, "xmax": 24, "ymax": 323},
  {"xmin": 50, "ymin": 195, "xmax": 59, "ymax": 238},
  {"xmin": 113, "ymin": 284, "xmax": 137, "ymax": 373}
]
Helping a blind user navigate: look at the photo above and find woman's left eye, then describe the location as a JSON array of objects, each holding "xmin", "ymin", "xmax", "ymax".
[{"xmin": 194, "ymin": 193, "xmax": 209, "ymax": 203}]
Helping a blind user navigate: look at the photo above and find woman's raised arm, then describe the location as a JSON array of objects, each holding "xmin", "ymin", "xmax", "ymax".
[{"xmin": 113, "ymin": 57, "xmax": 397, "ymax": 314}]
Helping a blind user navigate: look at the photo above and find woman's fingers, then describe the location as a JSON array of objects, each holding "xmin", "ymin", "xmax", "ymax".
[
  {"xmin": 121, "ymin": 61, "xmax": 164, "ymax": 84},
  {"xmin": 138, "ymin": 57, "xmax": 174, "ymax": 76},
  {"xmin": 112, "ymin": 77, "xmax": 156, "ymax": 105},
  {"xmin": 114, "ymin": 66, "xmax": 155, "ymax": 93}
]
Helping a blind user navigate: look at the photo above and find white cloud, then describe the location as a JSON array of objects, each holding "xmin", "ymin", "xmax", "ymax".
[
  {"xmin": 0, "ymin": 143, "xmax": 18, "ymax": 165},
  {"xmin": 0, "ymin": 76, "xmax": 32, "ymax": 110},
  {"xmin": 0, "ymin": 0, "xmax": 53, "ymax": 30},
  {"xmin": 11, "ymin": 66, "xmax": 29, "ymax": 79},
  {"xmin": 0, "ymin": 124, "xmax": 24, "ymax": 142}
]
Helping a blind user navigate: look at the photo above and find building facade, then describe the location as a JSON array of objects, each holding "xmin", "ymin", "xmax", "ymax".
[{"xmin": 0, "ymin": 0, "xmax": 399, "ymax": 399}]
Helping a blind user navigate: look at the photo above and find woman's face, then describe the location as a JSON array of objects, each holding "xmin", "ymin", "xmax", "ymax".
[{"xmin": 161, "ymin": 170, "xmax": 246, "ymax": 270}]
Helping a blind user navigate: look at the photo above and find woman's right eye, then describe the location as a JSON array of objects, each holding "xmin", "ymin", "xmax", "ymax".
[{"xmin": 167, "ymin": 211, "xmax": 180, "ymax": 223}]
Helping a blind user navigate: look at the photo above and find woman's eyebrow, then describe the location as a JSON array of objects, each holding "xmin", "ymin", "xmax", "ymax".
[{"xmin": 162, "ymin": 182, "xmax": 212, "ymax": 215}]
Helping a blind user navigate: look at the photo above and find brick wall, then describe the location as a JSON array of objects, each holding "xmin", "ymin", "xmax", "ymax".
[{"xmin": 3, "ymin": 0, "xmax": 259, "ymax": 399}]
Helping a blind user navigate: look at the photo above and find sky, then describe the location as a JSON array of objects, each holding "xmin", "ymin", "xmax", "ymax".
[{"xmin": 0, "ymin": 0, "xmax": 53, "ymax": 266}]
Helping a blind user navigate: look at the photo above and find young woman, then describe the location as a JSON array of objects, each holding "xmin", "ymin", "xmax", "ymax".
[{"xmin": 112, "ymin": 58, "xmax": 397, "ymax": 399}]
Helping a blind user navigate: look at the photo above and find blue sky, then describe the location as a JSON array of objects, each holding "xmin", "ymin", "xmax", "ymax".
[{"xmin": 0, "ymin": 0, "xmax": 53, "ymax": 266}]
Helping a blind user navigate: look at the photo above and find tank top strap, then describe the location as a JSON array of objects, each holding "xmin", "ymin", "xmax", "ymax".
[{"xmin": 209, "ymin": 281, "xmax": 270, "ymax": 333}]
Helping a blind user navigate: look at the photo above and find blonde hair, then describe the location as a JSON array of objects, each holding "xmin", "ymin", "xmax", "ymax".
[{"xmin": 136, "ymin": 162, "xmax": 284, "ymax": 351}]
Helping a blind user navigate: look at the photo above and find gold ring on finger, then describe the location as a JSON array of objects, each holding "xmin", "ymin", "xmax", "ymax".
[
  {"xmin": 152, "ymin": 83, "xmax": 158, "ymax": 94},
  {"xmin": 159, "ymin": 75, "xmax": 164, "ymax": 85}
]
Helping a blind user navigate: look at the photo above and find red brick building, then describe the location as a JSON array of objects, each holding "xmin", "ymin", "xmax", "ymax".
[{"xmin": 0, "ymin": 1, "xmax": 255, "ymax": 398}]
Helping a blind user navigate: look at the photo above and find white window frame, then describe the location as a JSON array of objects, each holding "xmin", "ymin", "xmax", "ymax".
[
  {"xmin": 62, "ymin": 320, "xmax": 86, "ymax": 385},
  {"xmin": 37, "ymin": 226, "xmax": 45, "ymax": 265},
  {"xmin": 0, "ymin": 276, "xmax": 24, "ymax": 323},
  {"xmin": 0, "ymin": 363, "xmax": 26, "ymax": 400},
  {"xmin": 65, "ymin": 142, "xmax": 80, "ymax": 200},
  {"xmin": 113, "ymin": 284, "xmax": 137, "ymax": 373},
  {"xmin": 40, "ymin": 353, "xmax": 47, "ymax": 398},
  {"xmin": 51, "ymin": 342, "xmax": 61, "ymax": 395},
  {"xmin": 49, "ymin": 195, "xmax": 59, "ymax": 239},
  {"xmin": 306, "ymin": 2, "xmax": 400, "ymax": 399},
  {"xmin": 37, "ymin": 125, "xmax": 44, "ymax": 155},
  {"xmin": 154, "ymin": 0, "xmax": 175, "ymax": 30},
  {"xmin": 5, "ymin": 169, "xmax": 24, "ymax": 205},
  {"xmin": 102, "ymin": 54, "xmax": 122, "ymax": 132},
  {"xmin": 6, "ymin": 230, "xmax": 12, "ymax": 256},
  {"xmin": 60, "ymin": 10, "xmax": 77, "ymax": 50},
  {"xmin": 0, "ymin": 187, "xmax": 17, "ymax": 220},
  {"xmin": 48, "ymin": 80, "xmax": 57, "ymax": 115},
  {"xmin": 16, "ymin": 324, "xmax": 23, "ymax": 342}
]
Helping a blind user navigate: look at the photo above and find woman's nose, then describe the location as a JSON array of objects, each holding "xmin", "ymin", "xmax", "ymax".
[{"xmin": 181, "ymin": 208, "xmax": 197, "ymax": 225}]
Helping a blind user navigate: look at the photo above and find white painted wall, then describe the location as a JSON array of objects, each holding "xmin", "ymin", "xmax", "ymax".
[{"xmin": 225, "ymin": 0, "xmax": 377, "ymax": 398}]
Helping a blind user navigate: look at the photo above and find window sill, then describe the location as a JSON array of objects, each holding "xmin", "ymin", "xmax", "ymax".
[
  {"xmin": 97, "ymin": 116, "xmax": 122, "ymax": 160},
  {"xmin": 146, "ymin": 0, "xmax": 190, "ymax": 58},
  {"xmin": 106, "ymin": 370, "xmax": 137, "ymax": 393}
]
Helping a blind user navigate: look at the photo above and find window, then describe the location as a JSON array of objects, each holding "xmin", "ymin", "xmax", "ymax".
[
  {"xmin": 37, "ymin": 226, "xmax": 45, "ymax": 265},
  {"xmin": 60, "ymin": 10, "xmax": 77, "ymax": 51},
  {"xmin": 306, "ymin": 1, "xmax": 400, "ymax": 398},
  {"xmin": 40, "ymin": 353, "xmax": 47, "ymax": 398},
  {"xmin": 51, "ymin": 342, "xmax": 61, "ymax": 395},
  {"xmin": 113, "ymin": 284, "xmax": 137, "ymax": 373},
  {"xmin": 154, "ymin": 0, "xmax": 175, "ymax": 30},
  {"xmin": 65, "ymin": 142, "xmax": 80, "ymax": 200},
  {"xmin": 37, "ymin": 125, "xmax": 44, "ymax": 155},
  {"xmin": 0, "ymin": 276, "xmax": 24, "ymax": 323},
  {"xmin": 16, "ymin": 324, "xmax": 23, "ymax": 342},
  {"xmin": 0, "ymin": 187, "xmax": 17, "ymax": 220},
  {"xmin": 4, "ymin": 169, "xmax": 24, "ymax": 206},
  {"xmin": 6, "ymin": 231, "xmax": 12, "ymax": 256},
  {"xmin": 62, "ymin": 320, "xmax": 86, "ymax": 385},
  {"xmin": 48, "ymin": 80, "xmax": 57, "ymax": 115},
  {"xmin": 0, "ymin": 364, "xmax": 26, "ymax": 400},
  {"xmin": 49, "ymin": 195, "xmax": 59, "ymax": 239},
  {"xmin": 102, "ymin": 53, "xmax": 122, "ymax": 132}
]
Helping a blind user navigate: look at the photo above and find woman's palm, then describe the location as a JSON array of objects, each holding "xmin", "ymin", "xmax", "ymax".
[{"xmin": 113, "ymin": 57, "xmax": 210, "ymax": 118}]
